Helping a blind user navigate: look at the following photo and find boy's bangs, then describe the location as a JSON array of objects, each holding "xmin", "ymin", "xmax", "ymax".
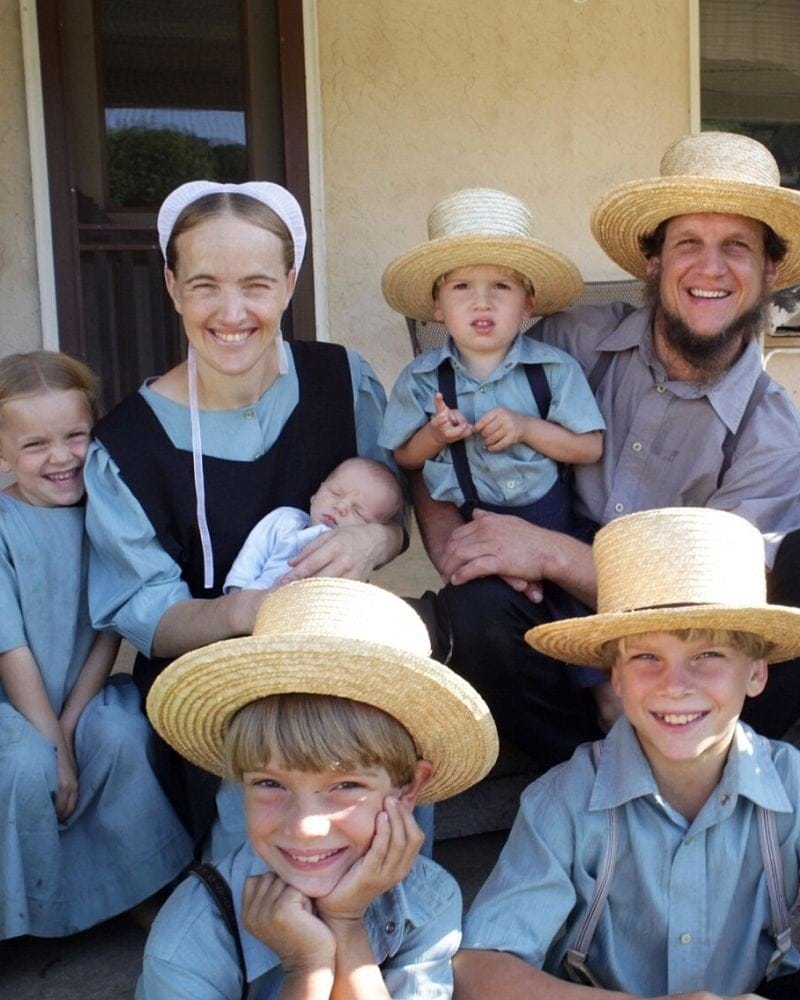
[
  {"xmin": 224, "ymin": 693, "xmax": 419, "ymax": 786},
  {"xmin": 603, "ymin": 628, "xmax": 771, "ymax": 666}
]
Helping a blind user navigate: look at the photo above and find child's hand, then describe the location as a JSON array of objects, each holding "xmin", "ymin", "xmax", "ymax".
[
  {"xmin": 55, "ymin": 739, "xmax": 79, "ymax": 822},
  {"xmin": 429, "ymin": 393, "xmax": 472, "ymax": 446},
  {"xmin": 315, "ymin": 796, "xmax": 423, "ymax": 925},
  {"xmin": 242, "ymin": 872, "xmax": 336, "ymax": 974},
  {"xmin": 474, "ymin": 407, "xmax": 530, "ymax": 452}
]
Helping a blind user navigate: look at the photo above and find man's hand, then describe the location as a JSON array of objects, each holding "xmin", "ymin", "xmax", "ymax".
[
  {"xmin": 429, "ymin": 392, "xmax": 472, "ymax": 446},
  {"xmin": 315, "ymin": 796, "xmax": 423, "ymax": 925},
  {"xmin": 242, "ymin": 872, "xmax": 335, "ymax": 973},
  {"xmin": 474, "ymin": 406, "xmax": 529, "ymax": 452}
]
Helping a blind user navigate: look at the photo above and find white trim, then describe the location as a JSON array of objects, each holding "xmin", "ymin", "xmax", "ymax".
[
  {"xmin": 688, "ymin": 0, "xmax": 701, "ymax": 132},
  {"xmin": 302, "ymin": 0, "xmax": 329, "ymax": 342},
  {"xmin": 19, "ymin": 0, "xmax": 59, "ymax": 349}
]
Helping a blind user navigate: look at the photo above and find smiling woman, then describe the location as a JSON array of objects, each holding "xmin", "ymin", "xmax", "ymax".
[{"xmin": 82, "ymin": 181, "xmax": 401, "ymax": 845}]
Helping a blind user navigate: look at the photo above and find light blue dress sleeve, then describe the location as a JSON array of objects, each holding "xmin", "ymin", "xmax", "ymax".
[
  {"xmin": 0, "ymin": 522, "xmax": 27, "ymax": 655},
  {"xmin": 348, "ymin": 349, "xmax": 395, "ymax": 467},
  {"xmin": 84, "ymin": 440, "xmax": 191, "ymax": 656}
]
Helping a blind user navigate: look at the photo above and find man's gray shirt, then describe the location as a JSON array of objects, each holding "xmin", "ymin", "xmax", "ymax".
[{"xmin": 537, "ymin": 302, "xmax": 800, "ymax": 565}]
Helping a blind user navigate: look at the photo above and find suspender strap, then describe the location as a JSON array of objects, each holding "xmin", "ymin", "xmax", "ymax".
[
  {"xmin": 436, "ymin": 358, "xmax": 553, "ymax": 509},
  {"xmin": 718, "ymin": 370, "xmax": 771, "ymax": 488},
  {"xmin": 756, "ymin": 738, "xmax": 793, "ymax": 981},
  {"xmin": 192, "ymin": 864, "xmax": 248, "ymax": 999},
  {"xmin": 563, "ymin": 740, "xmax": 617, "ymax": 989}
]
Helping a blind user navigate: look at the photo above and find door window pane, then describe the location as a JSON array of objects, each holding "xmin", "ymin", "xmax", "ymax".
[{"xmin": 100, "ymin": 0, "xmax": 248, "ymax": 207}]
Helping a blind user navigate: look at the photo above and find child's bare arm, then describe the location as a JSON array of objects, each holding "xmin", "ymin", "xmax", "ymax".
[
  {"xmin": 59, "ymin": 631, "xmax": 121, "ymax": 742},
  {"xmin": 474, "ymin": 407, "xmax": 603, "ymax": 464},
  {"xmin": 394, "ymin": 393, "xmax": 472, "ymax": 470},
  {"xmin": 453, "ymin": 951, "xmax": 761, "ymax": 1000},
  {"xmin": 0, "ymin": 646, "xmax": 78, "ymax": 820}
]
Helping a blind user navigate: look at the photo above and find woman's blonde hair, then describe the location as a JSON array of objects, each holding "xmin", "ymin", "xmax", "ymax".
[
  {"xmin": 601, "ymin": 628, "xmax": 771, "ymax": 668},
  {"xmin": 165, "ymin": 193, "xmax": 294, "ymax": 274},
  {"xmin": 224, "ymin": 693, "xmax": 419, "ymax": 787},
  {"xmin": 0, "ymin": 351, "xmax": 100, "ymax": 424}
]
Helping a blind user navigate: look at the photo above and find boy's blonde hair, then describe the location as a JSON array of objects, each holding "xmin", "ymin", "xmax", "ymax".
[
  {"xmin": 224, "ymin": 692, "xmax": 419, "ymax": 786},
  {"xmin": 0, "ymin": 351, "xmax": 100, "ymax": 424},
  {"xmin": 601, "ymin": 628, "xmax": 771, "ymax": 668}
]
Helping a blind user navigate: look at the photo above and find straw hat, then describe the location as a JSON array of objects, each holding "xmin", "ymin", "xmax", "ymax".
[
  {"xmin": 526, "ymin": 508, "xmax": 800, "ymax": 668},
  {"xmin": 147, "ymin": 578, "xmax": 498, "ymax": 804},
  {"xmin": 591, "ymin": 131, "xmax": 800, "ymax": 290},
  {"xmin": 382, "ymin": 188, "xmax": 583, "ymax": 322},
  {"xmin": 157, "ymin": 180, "xmax": 307, "ymax": 272}
]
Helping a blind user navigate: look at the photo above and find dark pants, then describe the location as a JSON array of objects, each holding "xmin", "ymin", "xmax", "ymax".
[{"xmin": 411, "ymin": 528, "xmax": 800, "ymax": 767}]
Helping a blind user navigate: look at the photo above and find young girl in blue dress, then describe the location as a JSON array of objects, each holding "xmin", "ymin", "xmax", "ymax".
[{"xmin": 0, "ymin": 351, "xmax": 192, "ymax": 939}]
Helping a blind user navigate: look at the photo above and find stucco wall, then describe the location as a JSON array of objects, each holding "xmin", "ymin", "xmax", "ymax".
[
  {"xmin": 315, "ymin": 0, "xmax": 691, "ymax": 389},
  {"xmin": 1, "ymin": 0, "xmax": 42, "ymax": 353}
]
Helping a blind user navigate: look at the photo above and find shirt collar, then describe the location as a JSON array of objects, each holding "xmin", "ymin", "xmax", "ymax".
[
  {"xmin": 588, "ymin": 717, "xmax": 791, "ymax": 817},
  {"xmin": 596, "ymin": 306, "xmax": 765, "ymax": 433}
]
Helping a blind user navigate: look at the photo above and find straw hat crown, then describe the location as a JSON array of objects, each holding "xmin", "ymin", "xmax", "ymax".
[
  {"xmin": 382, "ymin": 187, "xmax": 583, "ymax": 322},
  {"xmin": 526, "ymin": 507, "xmax": 800, "ymax": 667},
  {"xmin": 591, "ymin": 131, "xmax": 800, "ymax": 289},
  {"xmin": 147, "ymin": 578, "xmax": 498, "ymax": 803}
]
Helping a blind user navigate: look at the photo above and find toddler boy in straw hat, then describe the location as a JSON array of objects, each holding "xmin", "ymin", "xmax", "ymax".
[
  {"xmin": 380, "ymin": 188, "xmax": 604, "ymax": 538},
  {"xmin": 138, "ymin": 577, "xmax": 498, "ymax": 999},
  {"xmin": 456, "ymin": 507, "xmax": 800, "ymax": 1000}
]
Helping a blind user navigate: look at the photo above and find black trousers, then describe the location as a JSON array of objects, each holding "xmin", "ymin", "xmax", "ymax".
[{"xmin": 411, "ymin": 528, "xmax": 800, "ymax": 767}]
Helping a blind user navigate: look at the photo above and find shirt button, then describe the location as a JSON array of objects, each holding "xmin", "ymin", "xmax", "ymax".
[
  {"xmin": 479, "ymin": 385, "xmax": 487, "ymax": 393},
  {"xmin": 244, "ymin": 409, "xmax": 255, "ymax": 420},
  {"xmin": 506, "ymin": 480, "xmax": 516, "ymax": 489},
  {"xmin": 631, "ymin": 442, "xmax": 642, "ymax": 452},
  {"xmin": 614, "ymin": 502, "xmax": 624, "ymax": 513},
  {"xmin": 720, "ymin": 793, "xmax": 731, "ymax": 805},
  {"xmin": 656, "ymin": 385, "xmax": 666, "ymax": 393},
  {"xmin": 680, "ymin": 932, "xmax": 692, "ymax": 945},
  {"xmin": 385, "ymin": 921, "xmax": 396, "ymax": 934}
]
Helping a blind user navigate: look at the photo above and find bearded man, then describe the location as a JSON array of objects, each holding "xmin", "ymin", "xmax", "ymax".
[{"xmin": 411, "ymin": 131, "xmax": 800, "ymax": 764}]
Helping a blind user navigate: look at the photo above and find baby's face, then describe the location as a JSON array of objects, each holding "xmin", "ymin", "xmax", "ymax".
[{"xmin": 309, "ymin": 463, "xmax": 397, "ymax": 528}]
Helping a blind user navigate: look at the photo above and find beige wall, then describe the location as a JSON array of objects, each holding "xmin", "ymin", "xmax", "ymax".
[
  {"xmin": 1, "ymin": 0, "xmax": 41, "ymax": 353},
  {"xmin": 315, "ymin": 0, "xmax": 692, "ymax": 389}
]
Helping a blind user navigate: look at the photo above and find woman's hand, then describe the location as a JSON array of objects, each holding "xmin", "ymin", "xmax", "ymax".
[{"xmin": 282, "ymin": 521, "xmax": 401, "ymax": 583}]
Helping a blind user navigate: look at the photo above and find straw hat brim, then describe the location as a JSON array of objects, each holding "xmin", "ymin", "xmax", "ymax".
[
  {"xmin": 591, "ymin": 176, "xmax": 800, "ymax": 290},
  {"xmin": 146, "ymin": 635, "xmax": 499, "ymax": 804},
  {"xmin": 526, "ymin": 604, "xmax": 800, "ymax": 669},
  {"xmin": 382, "ymin": 234, "xmax": 584, "ymax": 322}
]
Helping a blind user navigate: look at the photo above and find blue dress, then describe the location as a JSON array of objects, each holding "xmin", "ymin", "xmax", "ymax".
[{"xmin": 0, "ymin": 493, "xmax": 192, "ymax": 939}]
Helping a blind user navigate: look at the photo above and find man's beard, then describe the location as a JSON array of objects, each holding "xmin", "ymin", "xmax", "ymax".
[{"xmin": 648, "ymin": 277, "xmax": 770, "ymax": 381}]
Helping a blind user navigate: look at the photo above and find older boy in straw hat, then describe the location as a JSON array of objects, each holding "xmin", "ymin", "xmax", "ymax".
[
  {"xmin": 380, "ymin": 187, "xmax": 604, "ymax": 537},
  {"xmin": 137, "ymin": 578, "xmax": 497, "ymax": 999},
  {"xmin": 457, "ymin": 507, "xmax": 800, "ymax": 1000},
  {"xmin": 412, "ymin": 132, "xmax": 800, "ymax": 768}
]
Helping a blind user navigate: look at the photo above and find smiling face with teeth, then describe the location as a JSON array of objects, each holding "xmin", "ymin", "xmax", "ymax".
[
  {"xmin": 242, "ymin": 757, "xmax": 430, "ymax": 898},
  {"xmin": 165, "ymin": 213, "xmax": 297, "ymax": 404},
  {"xmin": 649, "ymin": 213, "xmax": 776, "ymax": 373},
  {"xmin": 0, "ymin": 389, "xmax": 93, "ymax": 507},
  {"xmin": 610, "ymin": 631, "xmax": 767, "ymax": 814}
]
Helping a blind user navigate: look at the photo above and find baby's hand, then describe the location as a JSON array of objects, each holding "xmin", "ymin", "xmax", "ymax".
[
  {"xmin": 474, "ymin": 407, "xmax": 529, "ymax": 452},
  {"xmin": 242, "ymin": 872, "xmax": 335, "ymax": 973},
  {"xmin": 316, "ymin": 797, "xmax": 423, "ymax": 925},
  {"xmin": 429, "ymin": 393, "xmax": 472, "ymax": 446}
]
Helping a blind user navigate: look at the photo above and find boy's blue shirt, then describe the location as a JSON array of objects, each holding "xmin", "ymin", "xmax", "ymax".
[
  {"xmin": 138, "ymin": 841, "xmax": 461, "ymax": 999},
  {"xmin": 463, "ymin": 716, "xmax": 800, "ymax": 995},
  {"xmin": 379, "ymin": 332, "xmax": 605, "ymax": 507}
]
